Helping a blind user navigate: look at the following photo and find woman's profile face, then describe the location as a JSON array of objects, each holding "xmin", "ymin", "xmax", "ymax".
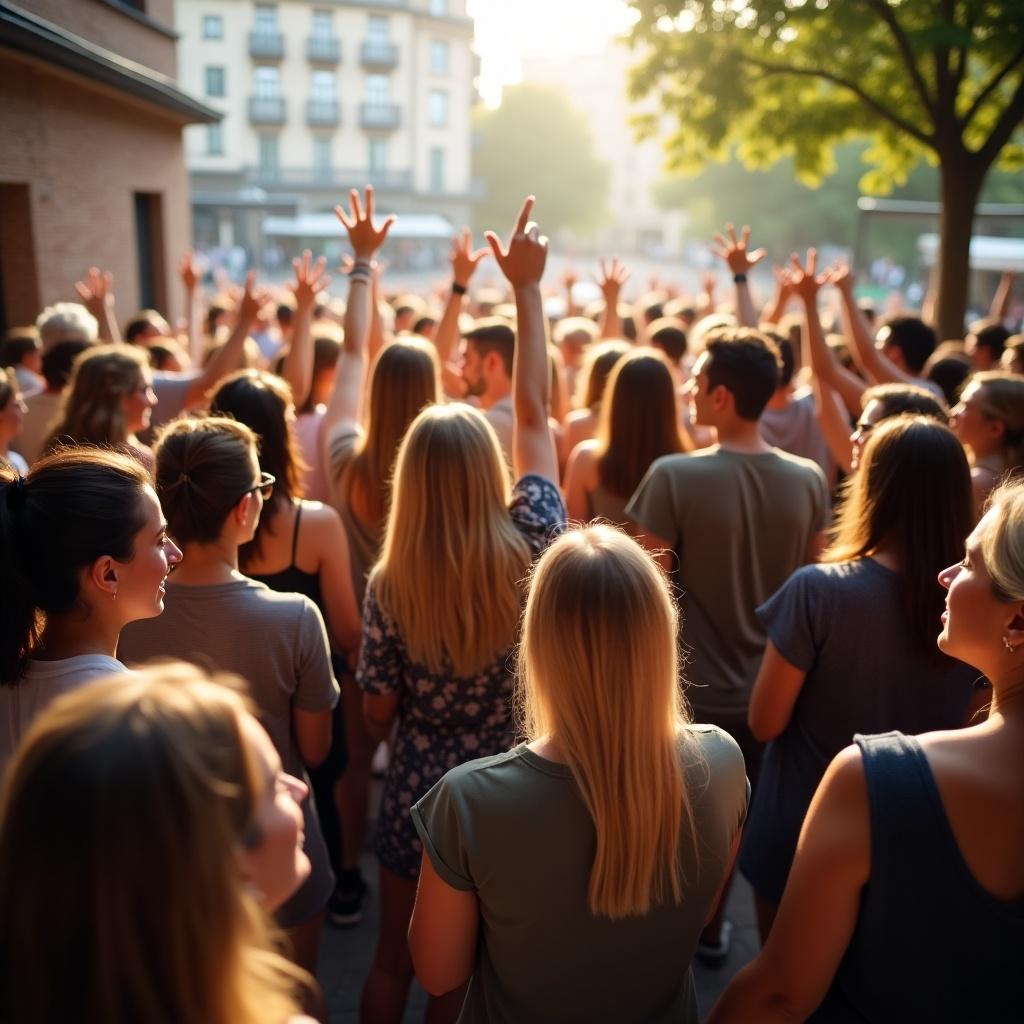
[
  {"xmin": 0, "ymin": 390, "xmax": 26, "ymax": 444},
  {"xmin": 121, "ymin": 372, "xmax": 158, "ymax": 435},
  {"xmin": 849, "ymin": 398, "xmax": 884, "ymax": 471},
  {"xmin": 950, "ymin": 381, "xmax": 996, "ymax": 453},
  {"xmin": 237, "ymin": 713, "xmax": 310, "ymax": 911}
]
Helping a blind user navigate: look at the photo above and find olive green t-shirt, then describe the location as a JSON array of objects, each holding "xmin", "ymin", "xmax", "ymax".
[
  {"xmin": 412, "ymin": 725, "xmax": 748, "ymax": 1024},
  {"xmin": 626, "ymin": 447, "xmax": 828, "ymax": 718}
]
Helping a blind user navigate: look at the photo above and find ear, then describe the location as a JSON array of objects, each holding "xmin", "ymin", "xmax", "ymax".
[
  {"xmin": 710, "ymin": 383, "xmax": 731, "ymax": 413},
  {"xmin": 233, "ymin": 492, "xmax": 254, "ymax": 526},
  {"xmin": 1006, "ymin": 604, "xmax": 1024, "ymax": 649},
  {"xmin": 88, "ymin": 555, "xmax": 119, "ymax": 600}
]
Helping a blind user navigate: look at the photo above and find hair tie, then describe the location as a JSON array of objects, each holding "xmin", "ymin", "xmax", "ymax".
[
  {"xmin": 178, "ymin": 472, "xmax": 192, "ymax": 486},
  {"xmin": 4, "ymin": 475, "xmax": 26, "ymax": 510}
]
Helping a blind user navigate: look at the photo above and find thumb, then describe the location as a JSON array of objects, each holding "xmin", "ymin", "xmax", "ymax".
[{"xmin": 483, "ymin": 231, "xmax": 505, "ymax": 263}]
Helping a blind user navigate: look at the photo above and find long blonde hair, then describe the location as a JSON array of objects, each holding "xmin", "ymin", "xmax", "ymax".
[
  {"xmin": 0, "ymin": 663, "xmax": 307, "ymax": 1024},
  {"xmin": 518, "ymin": 525, "xmax": 693, "ymax": 919},
  {"xmin": 373, "ymin": 404, "xmax": 530, "ymax": 675},
  {"xmin": 969, "ymin": 371, "xmax": 1024, "ymax": 473}
]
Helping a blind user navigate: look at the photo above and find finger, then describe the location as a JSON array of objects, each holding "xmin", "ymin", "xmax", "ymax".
[
  {"xmin": 317, "ymin": 274, "xmax": 332, "ymax": 293},
  {"xmin": 484, "ymin": 230, "xmax": 506, "ymax": 262},
  {"xmin": 599, "ymin": 258, "xmax": 608, "ymax": 279},
  {"xmin": 514, "ymin": 195, "xmax": 536, "ymax": 235},
  {"xmin": 349, "ymin": 188, "xmax": 363, "ymax": 222},
  {"xmin": 748, "ymin": 248, "xmax": 767, "ymax": 265},
  {"xmin": 365, "ymin": 184, "xmax": 375, "ymax": 220},
  {"xmin": 740, "ymin": 225, "xmax": 751, "ymax": 247},
  {"xmin": 74, "ymin": 283, "xmax": 88, "ymax": 300},
  {"xmin": 524, "ymin": 222, "xmax": 538, "ymax": 238},
  {"xmin": 461, "ymin": 226, "xmax": 471, "ymax": 251},
  {"xmin": 710, "ymin": 246, "xmax": 728, "ymax": 261},
  {"xmin": 379, "ymin": 214, "xmax": 396, "ymax": 237},
  {"xmin": 471, "ymin": 247, "xmax": 490, "ymax": 262},
  {"xmin": 726, "ymin": 223, "xmax": 737, "ymax": 244},
  {"xmin": 334, "ymin": 205, "xmax": 354, "ymax": 230},
  {"xmin": 807, "ymin": 248, "xmax": 817, "ymax": 275},
  {"xmin": 790, "ymin": 252, "xmax": 802, "ymax": 271}
]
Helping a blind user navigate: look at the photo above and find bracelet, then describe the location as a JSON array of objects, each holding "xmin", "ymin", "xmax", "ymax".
[
  {"xmin": 733, "ymin": 273, "xmax": 748, "ymax": 284},
  {"xmin": 348, "ymin": 277, "xmax": 370, "ymax": 287},
  {"xmin": 452, "ymin": 282, "xmax": 467, "ymax": 296},
  {"xmin": 348, "ymin": 266, "xmax": 372, "ymax": 280}
]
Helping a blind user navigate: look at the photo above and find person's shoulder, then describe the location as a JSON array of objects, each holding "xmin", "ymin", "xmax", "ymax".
[
  {"xmin": 766, "ymin": 447, "xmax": 828, "ymax": 487},
  {"xmin": 301, "ymin": 500, "xmax": 344, "ymax": 534},
  {"xmin": 438, "ymin": 747, "xmax": 531, "ymax": 794},
  {"xmin": 682, "ymin": 725, "xmax": 748, "ymax": 799}
]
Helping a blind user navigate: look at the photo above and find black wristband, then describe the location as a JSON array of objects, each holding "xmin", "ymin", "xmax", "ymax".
[
  {"xmin": 452, "ymin": 281, "xmax": 467, "ymax": 296},
  {"xmin": 733, "ymin": 273, "xmax": 748, "ymax": 284}
]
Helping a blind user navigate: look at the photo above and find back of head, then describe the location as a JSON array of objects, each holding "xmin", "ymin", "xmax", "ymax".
[
  {"xmin": 825, "ymin": 415, "xmax": 973, "ymax": 658},
  {"xmin": 375, "ymin": 404, "xmax": 528, "ymax": 676},
  {"xmin": 575, "ymin": 340, "xmax": 629, "ymax": 411},
  {"xmin": 48, "ymin": 344, "xmax": 149, "ymax": 449},
  {"xmin": 979, "ymin": 477, "xmax": 1024, "ymax": 603},
  {"xmin": 0, "ymin": 329, "xmax": 41, "ymax": 369},
  {"xmin": 519, "ymin": 525, "xmax": 689, "ymax": 919},
  {"xmin": 926, "ymin": 354, "xmax": 972, "ymax": 408},
  {"xmin": 646, "ymin": 317, "xmax": 688, "ymax": 365},
  {"xmin": 0, "ymin": 663, "xmax": 301, "ymax": 1024},
  {"xmin": 862, "ymin": 381, "xmax": 949, "ymax": 423},
  {"xmin": 969, "ymin": 318, "xmax": 1011, "ymax": 364},
  {"xmin": 0, "ymin": 368, "xmax": 16, "ymax": 412},
  {"xmin": 968, "ymin": 371, "xmax": 1024, "ymax": 470},
  {"xmin": 0, "ymin": 449, "xmax": 149, "ymax": 684},
  {"xmin": 155, "ymin": 416, "xmax": 257, "ymax": 546},
  {"xmin": 597, "ymin": 349, "xmax": 688, "ymax": 500},
  {"xmin": 464, "ymin": 318, "xmax": 516, "ymax": 379},
  {"xmin": 35, "ymin": 302, "xmax": 98, "ymax": 349},
  {"xmin": 40, "ymin": 338, "xmax": 94, "ymax": 391},
  {"xmin": 703, "ymin": 326, "xmax": 782, "ymax": 421},
  {"xmin": 124, "ymin": 310, "xmax": 170, "ymax": 344},
  {"xmin": 877, "ymin": 316, "xmax": 936, "ymax": 375},
  {"xmin": 553, "ymin": 316, "xmax": 599, "ymax": 349}
]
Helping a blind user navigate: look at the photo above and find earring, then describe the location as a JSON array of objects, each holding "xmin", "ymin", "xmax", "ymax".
[
  {"xmin": 1004, "ymin": 636, "xmax": 1016, "ymax": 653},
  {"xmin": 111, "ymin": 590, "xmax": 118, "ymax": 601}
]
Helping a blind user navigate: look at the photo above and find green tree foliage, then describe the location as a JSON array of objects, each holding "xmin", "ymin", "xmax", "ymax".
[
  {"xmin": 628, "ymin": 1, "xmax": 1024, "ymax": 337},
  {"xmin": 472, "ymin": 84, "xmax": 610, "ymax": 236}
]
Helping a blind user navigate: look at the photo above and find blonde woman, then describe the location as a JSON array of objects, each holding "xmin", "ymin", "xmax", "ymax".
[
  {"xmin": 709, "ymin": 478, "xmax": 1024, "ymax": 1022},
  {"xmin": 321, "ymin": 189, "xmax": 440, "ymax": 923},
  {"xmin": 43, "ymin": 344, "xmax": 157, "ymax": 471},
  {"xmin": 951, "ymin": 370, "xmax": 1024, "ymax": 514},
  {"xmin": 357, "ymin": 198, "xmax": 567, "ymax": 1023},
  {"xmin": 408, "ymin": 525, "xmax": 748, "ymax": 1022},
  {"xmin": 0, "ymin": 664, "xmax": 314, "ymax": 1024}
]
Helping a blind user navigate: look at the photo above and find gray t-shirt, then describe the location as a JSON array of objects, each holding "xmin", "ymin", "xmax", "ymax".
[
  {"xmin": 412, "ymin": 725, "xmax": 748, "ymax": 1024},
  {"xmin": 759, "ymin": 391, "xmax": 835, "ymax": 484},
  {"xmin": 626, "ymin": 447, "xmax": 829, "ymax": 718},
  {"xmin": 118, "ymin": 575, "xmax": 339, "ymax": 927}
]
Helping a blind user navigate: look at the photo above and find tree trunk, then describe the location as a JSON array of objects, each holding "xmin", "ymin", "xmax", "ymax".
[{"xmin": 934, "ymin": 158, "xmax": 985, "ymax": 340}]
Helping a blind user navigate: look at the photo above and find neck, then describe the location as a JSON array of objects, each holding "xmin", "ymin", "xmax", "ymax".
[
  {"xmin": 765, "ymin": 387, "xmax": 791, "ymax": 411},
  {"xmin": 171, "ymin": 538, "xmax": 240, "ymax": 585},
  {"xmin": 481, "ymin": 379, "xmax": 512, "ymax": 410},
  {"xmin": 867, "ymin": 540, "xmax": 900, "ymax": 571},
  {"xmin": 714, "ymin": 417, "xmax": 772, "ymax": 454},
  {"xmin": 527, "ymin": 734, "xmax": 567, "ymax": 763},
  {"xmin": 987, "ymin": 674, "xmax": 1024, "ymax": 722},
  {"xmin": 36, "ymin": 613, "xmax": 120, "ymax": 663}
]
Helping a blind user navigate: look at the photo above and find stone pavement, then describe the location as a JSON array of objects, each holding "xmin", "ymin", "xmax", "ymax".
[{"xmin": 317, "ymin": 851, "xmax": 758, "ymax": 1022}]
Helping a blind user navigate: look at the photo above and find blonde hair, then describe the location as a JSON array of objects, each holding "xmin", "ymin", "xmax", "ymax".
[
  {"xmin": 0, "ymin": 663, "xmax": 307, "ymax": 1024},
  {"xmin": 969, "ymin": 371, "xmax": 1024, "ymax": 472},
  {"xmin": 980, "ymin": 478, "xmax": 1024, "ymax": 602},
  {"xmin": 518, "ymin": 525, "xmax": 693, "ymax": 919},
  {"xmin": 373, "ymin": 404, "xmax": 530, "ymax": 675}
]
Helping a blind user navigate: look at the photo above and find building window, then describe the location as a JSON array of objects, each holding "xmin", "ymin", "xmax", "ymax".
[
  {"xmin": 368, "ymin": 137, "xmax": 387, "ymax": 173},
  {"xmin": 254, "ymin": 66, "xmax": 282, "ymax": 98},
  {"xmin": 205, "ymin": 66, "xmax": 226, "ymax": 97},
  {"xmin": 429, "ymin": 0, "xmax": 448, "ymax": 15},
  {"xmin": 206, "ymin": 123, "xmax": 224, "ymax": 155},
  {"xmin": 202, "ymin": 14, "xmax": 223, "ymax": 39},
  {"xmin": 258, "ymin": 135, "xmax": 280, "ymax": 179},
  {"xmin": 428, "ymin": 89, "xmax": 448, "ymax": 127},
  {"xmin": 312, "ymin": 9, "xmax": 333, "ymax": 38},
  {"xmin": 430, "ymin": 40, "xmax": 449, "ymax": 75},
  {"xmin": 365, "ymin": 74, "xmax": 390, "ymax": 104},
  {"xmin": 313, "ymin": 136, "xmax": 332, "ymax": 180},
  {"xmin": 429, "ymin": 147, "xmax": 445, "ymax": 192},
  {"xmin": 311, "ymin": 69, "xmax": 336, "ymax": 101},
  {"xmin": 367, "ymin": 14, "xmax": 389, "ymax": 41},
  {"xmin": 254, "ymin": 4, "xmax": 278, "ymax": 32}
]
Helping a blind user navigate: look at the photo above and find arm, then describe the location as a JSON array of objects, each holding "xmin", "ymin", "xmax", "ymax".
[
  {"xmin": 830, "ymin": 264, "xmax": 915, "ymax": 386},
  {"xmin": 409, "ymin": 852, "xmax": 480, "ymax": 997},
  {"xmin": 322, "ymin": 187, "xmax": 395, "ymax": 440},
  {"xmin": 562, "ymin": 266, "xmax": 579, "ymax": 318},
  {"xmin": 697, "ymin": 271, "xmax": 717, "ymax": 320},
  {"xmin": 368, "ymin": 259, "xmax": 386, "ymax": 366},
  {"xmin": 990, "ymin": 270, "xmax": 1015, "ymax": 323},
  {"xmin": 178, "ymin": 251, "xmax": 204, "ymax": 366},
  {"xmin": 747, "ymin": 641, "xmax": 809, "ymax": 743},
  {"xmin": 434, "ymin": 228, "xmax": 489, "ymax": 367},
  {"xmin": 762, "ymin": 266, "xmax": 795, "ymax": 326},
  {"xmin": 485, "ymin": 196, "xmax": 559, "ymax": 484},
  {"xmin": 813, "ymin": 377, "xmax": 856, "ymax": 476},
  {"xmin": 280, "ymin": 250, "xmax": 331, "ymax": 409},
  {"xmin": 362, "ymin": 692, "xmax": 398, "ymax": 744},
  {"xmin": 706, "ymin": 746, "xmax": 870, "ymax": 1023},
  {"xmin": 711, "ymin": 223, "xmax": 766, "ymax": 329},
  {"xmin": 292, "ymin": 708, "xmax": 332, "ymax": 768},
  {"xmin": 311, "ymin": 507, "xmax": 361, "ymax": 655},
  {"xmin": 596, "ymin": 257, "xmax": 630, "ymax": 339},
  {"xmin": 74, "ymin": 267, "xmax": 121, "ymax": 344}
]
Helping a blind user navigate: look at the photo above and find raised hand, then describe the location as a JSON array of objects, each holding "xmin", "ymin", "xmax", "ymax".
[
  {"xmin": 178, "ymin": 251, "xmax": 201, "ymax": 292},
  {"xmin": 484, "ymin": 196, "xmax": 547, "ymax": 289},
  {"xmin": 290, "ymin": 249, "xmax": 331, "ymax": 308},
  {"xmin": 788, "ymin": 249, "xmax": 829, "ymax": 303},
  {"xmin": 237, "ymin": 270, "xmax": 272, "ymax": 325},
  {"xmin": 596, "ymin": 256, "xmax": 631, "ymax": 305},
  {"xmin": 825, "ymin": 262, "xmax": 856, "ymax": 295},
  {"xmin": 74, "ymin": 267, "xmax": 115, "ymax": 317},
  {"xmin": 450, "ymin": 227, "xmax": 489, "ymax": 288},
  {"xmin": 711, "ymin": 224, "xmax": 766, "ymax": 275},
  {"xmin": 334, "ymin": 185, "xmax": 395, "ymax": 261}
]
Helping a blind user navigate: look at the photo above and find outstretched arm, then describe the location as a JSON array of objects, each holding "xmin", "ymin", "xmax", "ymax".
[
  {"xmin": 178, "ymin": 251, "xmax": 204, "ymax": 366},
  {"xmin": 485, "ymin": 196, "xmax": 558, "ymax": 485},
  {"xmin": 281, "ymin": 250, "xmax": 331, "ymax": 409},
  {"xmin": 990, "ymin": 270, "xmax": 1015, "ymax": 323},
  {"xmin": 434, "ymin": 227, "xmax": 489, "ymax": 367},
  {"xmin": 711, "ymin": 223, "xmax": 766, "ymax": 329},
  {"xmin": 762, "ymin": 266, "xmax": 795, "ymax": 326},
  {"xmin": 74, "ymin": 267, "xmax": 121, "ymax": 344},
  {"xmin": 596, "ymin": 257, "xmax": 630, "ymax": 339},
  {"xmin": 322, "ymin": 186, "xmax": 395, "ymax": 439}
]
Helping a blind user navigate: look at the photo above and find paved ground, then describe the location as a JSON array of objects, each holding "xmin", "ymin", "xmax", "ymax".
[{"xmin": 317, "ymin": 821, "xmax": 758, "ymax": 1022}]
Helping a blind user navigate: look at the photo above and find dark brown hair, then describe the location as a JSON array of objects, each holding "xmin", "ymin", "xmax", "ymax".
[
  {"xmin": 703, "ymin": 327, "xmax": 781, "ymax": 421},
  {"xmin": 823, "ymin": 415, "xmax": 973, "ymax": 658},
  {"xmin": 575, "ymin": 340, "xmax": 629, "ymax": 411}
]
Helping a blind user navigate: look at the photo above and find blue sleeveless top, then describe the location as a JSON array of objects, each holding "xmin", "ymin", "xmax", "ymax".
[{"xmin": 812, "ymin": 731, "xmax": 1024, "ymax": 1023}]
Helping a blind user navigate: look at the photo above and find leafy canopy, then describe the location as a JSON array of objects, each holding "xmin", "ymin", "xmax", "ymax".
[{"xmin": 627, "ymin": 0, "xmax": 1024, "ymax": 193}]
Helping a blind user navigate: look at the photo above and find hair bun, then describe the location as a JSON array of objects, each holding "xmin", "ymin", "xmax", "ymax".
[{"xmin": 4, "ymin": 475, "xmax": 26, "ymax": 510}]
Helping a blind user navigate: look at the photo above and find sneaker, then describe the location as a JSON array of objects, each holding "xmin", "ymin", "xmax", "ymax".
[
  {"xmin": 695, "ymin": 919, "xmax": 733, "ymax": 968},
  {"xmin": 328, "ymin": 871, "xmax": 367, "ymax": 927}
]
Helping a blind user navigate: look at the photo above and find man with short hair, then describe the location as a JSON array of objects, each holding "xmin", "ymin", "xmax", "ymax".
[{"xmin": 459, "ymin": 317, "xmax": 516, "ymax": 460}]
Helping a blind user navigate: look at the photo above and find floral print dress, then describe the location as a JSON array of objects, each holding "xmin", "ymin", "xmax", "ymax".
[{"xmin": 357, "ymin": 475, "xmax": 566, "ymax": 880}]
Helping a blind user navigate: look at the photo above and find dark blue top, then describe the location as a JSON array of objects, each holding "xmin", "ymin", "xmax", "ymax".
[{"xmin": 811, "ymin": 731, "xmax": 1024, "ymax": 1023}]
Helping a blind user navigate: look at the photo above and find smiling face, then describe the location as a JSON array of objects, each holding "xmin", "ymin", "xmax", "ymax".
[
  {"xmin": 850, "ymin": 398, "xmax": 885, "ymax": 471},
  {"xmin": 112, "ymin": 486, "xmax": 182, "ymax": 622},
  {"xmin": 237, "ymin": 714, "xmax": 310, "ymax": 911},
  {"xmin": 121, "ymin": 372, "xmax": 158, "ymax": 436},
  {"xmin": 951, "ymin": 380, "xmax": 1001, "ymax": 457}
]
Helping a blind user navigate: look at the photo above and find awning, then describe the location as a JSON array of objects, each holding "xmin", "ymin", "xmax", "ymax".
[
  {"xmin": 917, "ymin": 233, "xmax": 1024, "ymax": 272},
  {"xmin": 262, "ymin": 212, "xmax": 455, "ymax": 240}
]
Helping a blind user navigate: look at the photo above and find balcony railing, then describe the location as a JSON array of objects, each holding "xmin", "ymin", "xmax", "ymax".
[
  {"xmin": 360, "ymin": 40, "xmax": 398, "ymax": 68},
  {"xmin": 249, "ymin": 30, "xmax": 284, "ymax": 59},
  {"xmin": 248, "ymin": 96, "xmax": 286, "ymax": 124},
  {"xmin": 306, "ymin": 35, "xmax": 341, "ymax": 62},
  {"xmin": 360, "ymin": 102, "xmax": 400, "ymax": 130},
  {"xmin": 243, "ymin": 166, "xmax": 413, "ymax": 191},
  {"xmin": 306, "ymin": 98, "xmax": 341, "ymax": 127}
]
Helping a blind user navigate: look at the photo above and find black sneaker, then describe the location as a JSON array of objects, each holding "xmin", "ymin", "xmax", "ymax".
[{"xmin": 328, "ymin": 871, "xmax": 367, "ymax": 927}]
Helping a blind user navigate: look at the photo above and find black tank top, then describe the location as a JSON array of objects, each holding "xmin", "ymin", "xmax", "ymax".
[{"xmin": 250, "ymin": 504, "xmax": 324, "ymax": 610}]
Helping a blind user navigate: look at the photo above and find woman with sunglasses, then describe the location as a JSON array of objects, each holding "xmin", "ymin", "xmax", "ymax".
[{"xmin": 118, "ymin": 416, "xmax": 339, "ymax": 1009}]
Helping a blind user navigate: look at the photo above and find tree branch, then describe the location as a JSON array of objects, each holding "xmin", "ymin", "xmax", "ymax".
[
  {"xmin": 746, "ymin": 57, "xmax": 935, "ymax": 147},
  {"xmin": 962, "ymin": 43, "xmax": 1024, "ymax": 132},
  {"xmin": 976, "ymin": 70, "xmax": 1024, "ymax": 167},
  {"xmin": 862, "ymin": 0, "xmax": 937, "ymax": 121}
]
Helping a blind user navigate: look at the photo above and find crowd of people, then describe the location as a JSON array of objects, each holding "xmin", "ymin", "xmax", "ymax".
[{"xmin": 1, "ymin": 186, "xmax": 1023, "ymax": 1024}]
